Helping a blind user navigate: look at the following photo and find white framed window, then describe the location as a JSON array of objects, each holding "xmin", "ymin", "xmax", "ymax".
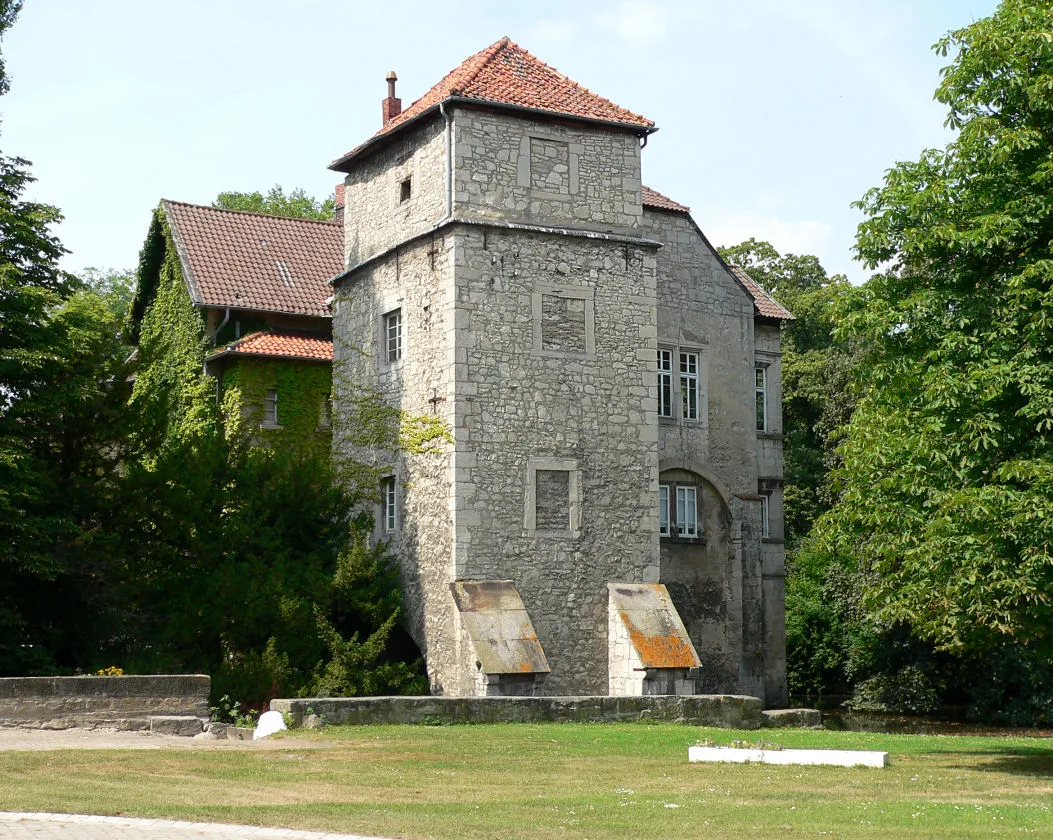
[
  {"xmin": 680, "ymin": 351, "xmax": 700, "ymax": 421},
  {"xmin": 760, "ymin": 491, "xmax": 770, "ymax": 539},
  {"xmin": 657, "ymin": 349, "xmax": 673, "ymax": 418},
  {"xmin": 382, "ymin": 477, "xmax": 398, "ymax": 533},
  {"xmin": 263, "ymin": 388, "xmax": 279, "ymax": 427},
  {"xmin": 384, "ymin": 309, "xmax": 403, "ymax": 363},
  {"xmin": 658, "ymin": 484, "xmax": 670, "ymax": 536},
  {"xmin": 659, "ymin": 482, "xmax": 701, "ymax": 540},
  {"xmin": 676, "ymin": 486, "xmax": 698, "ymax": 538},
  {"xmin": 755, "ymin": 365, "xmax": 768, "ymax": 432}
]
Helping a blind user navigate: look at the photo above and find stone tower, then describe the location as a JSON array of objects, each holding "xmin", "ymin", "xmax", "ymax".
[{"xmin": 330, "ymin": 38, "xmax": 789, "ymax": 704}]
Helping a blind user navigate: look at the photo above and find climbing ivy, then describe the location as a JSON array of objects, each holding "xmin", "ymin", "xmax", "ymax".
[{"xmin": 220, "ymin": 359, "xmax": 332, "ymax": 453}]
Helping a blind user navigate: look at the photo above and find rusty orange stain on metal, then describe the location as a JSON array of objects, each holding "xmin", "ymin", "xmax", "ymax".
[{"xmin": 620, "ymin": 610, "xmax": 697, "ymax": 668}]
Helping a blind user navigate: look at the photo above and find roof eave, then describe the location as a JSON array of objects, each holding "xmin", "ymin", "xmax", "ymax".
[
  {"xmin": 204, "ymin": 349, "xmax": 333, "ymax": 365},
  {"xmin": 329, "ymin": 96, "xmax": 657, "ymax": 172}
]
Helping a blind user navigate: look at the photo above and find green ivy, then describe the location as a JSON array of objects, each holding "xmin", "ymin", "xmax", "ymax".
[{"xmin": 221, "ymin": 359, "xmax": 332, "ymax": 452}]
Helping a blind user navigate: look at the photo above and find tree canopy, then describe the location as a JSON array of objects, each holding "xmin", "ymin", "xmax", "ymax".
[
  {"xmin": 819, "ymin": 0, "xmax": 1053, "ymax": 654},
  {"xmin": 212, "ymin": 185, "xmax": 335, "ymax": 220}
]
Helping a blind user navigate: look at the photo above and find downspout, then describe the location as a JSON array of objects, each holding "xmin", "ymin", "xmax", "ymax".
[
  {"xmin": 213, "ymin": 307, "xmax": 231, "ymax": 343},
  {"xmin": 439, "ymin": 100, "xmax": 453, "ymax": 224}
]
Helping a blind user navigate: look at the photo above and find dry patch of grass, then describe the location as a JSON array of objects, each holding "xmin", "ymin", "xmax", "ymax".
[{"xmin": 0, "ymin": 724, "xmax": 1049, "ymax": 839}]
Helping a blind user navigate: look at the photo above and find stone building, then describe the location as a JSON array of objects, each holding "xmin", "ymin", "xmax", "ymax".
[{"xmin": 329, "ymin": 37, "xmax": 792, "ymax": 704}]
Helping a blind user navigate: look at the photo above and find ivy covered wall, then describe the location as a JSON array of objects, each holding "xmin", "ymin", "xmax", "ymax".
[{"xmin": 220, "ymin": 359, "xmax": 332, "ymax": 452}]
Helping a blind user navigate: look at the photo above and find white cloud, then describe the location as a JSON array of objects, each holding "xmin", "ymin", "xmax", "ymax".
[{"xmin": 595, "ymin": 1, "xmax": 669, "ymax": 48}]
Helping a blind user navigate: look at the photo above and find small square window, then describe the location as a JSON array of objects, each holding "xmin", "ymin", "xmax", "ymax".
[
  {"xmin": 382, "ymin": 477, "xmax": 398, "ymax": 533},
  {"xmin": 399, "ymin": 177, "xmax": 412, "ymax": 203},
  {"xmin": 263, "ymin": 388, "xmax": 278, "ymax": 427},
  {"xmin": 384, "ymin": 309, "xmax": 403, "ymax": 363}
]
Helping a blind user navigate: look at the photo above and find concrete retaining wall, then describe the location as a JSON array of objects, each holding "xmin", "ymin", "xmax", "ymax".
[
  {"xmin": 271, "ymin": 694, "xmax": 764, "ymax": 729},
  {"xmin": 0, "ymin": 675, "xmax": 210, "ymax": 730}
]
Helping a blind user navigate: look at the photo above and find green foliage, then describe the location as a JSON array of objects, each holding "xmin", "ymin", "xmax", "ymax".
[
  {"xmin": 717, "ymin": 239, "xmax": 856, "ymax": 548},
  {"xmin": 221, "ymin": 358, "xmax": 331, "ymax": 454},
  {"xmin": 212, "ymin": 185, "xmax": 335, "ymax": 220},
  {"xmin": 819, "ymin": 0, "xmax": 1053, "ymax": 656}
]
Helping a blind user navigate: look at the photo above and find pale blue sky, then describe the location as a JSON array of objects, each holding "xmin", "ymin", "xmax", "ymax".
[{"xmin": 2, "ymin": 0, "xmax": 998, "ymax": 285}]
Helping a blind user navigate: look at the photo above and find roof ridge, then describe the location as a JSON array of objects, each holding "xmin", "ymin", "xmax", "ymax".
[
  {"xmin": 453, "ymin": 36, "xmax": 511, "ymax": 94},
  {"xmin": 162, "ymin": 199, "xmax": 339, "ymax": 226}
]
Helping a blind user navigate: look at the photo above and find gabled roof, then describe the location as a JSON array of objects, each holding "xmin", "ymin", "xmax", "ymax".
[
  {"xmin": 163, "ymin": 201, "xmax": 342, "ymax": 318},
  {"xmin": 642, "ymin": 186, "xmax": 690, "ymax": 213},
  {"xmin": 331, "ymin": 37, "xmax": 655, "ymax": 171},
  {"xmin": 728, "ymin": 264, "xmax": 795, "ymax": 321},
  {"xmin": 205, "ymin": 330, "xmax": 334, "ymax": 364}
]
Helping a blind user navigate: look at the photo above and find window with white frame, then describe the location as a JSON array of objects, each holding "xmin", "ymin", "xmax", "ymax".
[
  {"xmin": 658, "ymin": 346, "xmax": 704, "ymax": 422},
  {"xmin": 263, "ymin": 388, "xmax": 279, "ymax": 427},
  {"xmin": 657, "ymin": 349, "xmax": 673, "ymax": 418},
  {"xmin": 755, "ymin": 365, "xmax": 768, "ymax": 431},
  {"xmin": 384, "ymin": 309, "xmax": 403, "ymax": 363},
  {"xmin": 659, "ymin": 482, "xmax": 700, "ymax": 540},
  {"xmin": 382, "ymin": 477, "xmax": 398, "ymax": 533},
  {"xmin": 680, "ymin": 351, "xmax": 700, "ymax": 421}
]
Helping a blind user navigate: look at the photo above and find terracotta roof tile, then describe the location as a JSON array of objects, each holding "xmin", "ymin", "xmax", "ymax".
[
  {"xmin": 642, "ymin": 186, "xmax": 689, "ymax": 213},
  {"xmin": 208, "ymin": 330, "xmax": 333, "ymax": 362},
  {"xmin": 332, "ymin": 37, "xmax": 654, "ymax": 169},
  {"xmin": 164, "ymin": 201, "xmax": 342, "ymax": 317},
  {"xmin": 727, "ymin": 264, "xmax": 795, "ymax": 321}
]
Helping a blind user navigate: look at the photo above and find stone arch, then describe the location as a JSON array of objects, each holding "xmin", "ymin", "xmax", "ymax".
[{"xmin": 657, "ymin": 462, "xmax": 738, "ymax": 694}]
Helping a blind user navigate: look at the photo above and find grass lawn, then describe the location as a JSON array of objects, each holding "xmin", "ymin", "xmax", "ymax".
[{"xmin": 0, "ymin": 724, "xmax": 1050, "ymax": 839}]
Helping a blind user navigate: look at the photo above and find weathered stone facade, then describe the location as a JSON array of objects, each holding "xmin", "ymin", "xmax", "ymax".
[{"xmin": 332, "ymin": 41, "xmax": 788, "ymax": 705}]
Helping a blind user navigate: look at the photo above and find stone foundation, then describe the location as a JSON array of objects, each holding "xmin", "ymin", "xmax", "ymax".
[
  {"xmin": 0, "ymin": 675, "xmax": 210, "ymax": 731},
  {"xmin": 271, "ymin": 694, "xmax": 763, "ymax": 729}
]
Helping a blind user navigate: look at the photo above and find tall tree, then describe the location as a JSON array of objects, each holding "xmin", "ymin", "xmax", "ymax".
[
  {"xmin": 212, "ymin": 185, "xmax": 335, "ymax": 220},
  {"xmin": 718, "ymin": 239, "xmax": 855, "ymax": 547},
  {"xmin": 820, "ymin": 0, "xmax": 1053, "ymax": 655}
]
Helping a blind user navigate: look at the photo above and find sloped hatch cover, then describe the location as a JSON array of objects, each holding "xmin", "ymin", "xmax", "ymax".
[
  {"xmin": 450, "ymin": 581, "xmax": 551, "ymax": 674},
  {"xmin": 608, "ymin": 582, "xmax": 701, "ymax": 668}
]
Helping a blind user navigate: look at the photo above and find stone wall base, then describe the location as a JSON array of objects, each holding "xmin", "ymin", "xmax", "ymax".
[
  {"xmin": 271, "ymin": 694, "xmax": 764, "ymax": 729},
  {"xmin": 0, "ymin": 676, "xmax": 210, "ymax": 730}
]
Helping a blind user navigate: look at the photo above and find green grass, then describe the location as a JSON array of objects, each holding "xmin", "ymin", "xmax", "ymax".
[{"xmin": 0, "ymin": 724, "xmax": 1050, "ymax": 838}]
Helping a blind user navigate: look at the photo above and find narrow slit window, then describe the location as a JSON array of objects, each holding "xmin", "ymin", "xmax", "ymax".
[
  {"xmin": 383, "ymin": 477, "xmax": 398, "ymax": 532},
  {"xmin": 680, "ymin": 351, "xmax": 699, "ymax": 420},
  {"xmin": 658, "ymin": 484, "xmax": 670, "ymax": 537},
  {"xmin": 657, "ymin": 349, "xmax": 673, "ymax": 418},
  {"xmin": 399, "ymin": 177, "xmax": 412, "ymax": 203},
  {"xmin": 760, "ymin": 490, "xmax": 771, "ymax": 539},
  {"xmin": 755, "ymin": 365, "xmax": 767, "ymax": 431},
  {"xmin": 385, "ymin": 309, "xmax": 403, "ymax": 363}
]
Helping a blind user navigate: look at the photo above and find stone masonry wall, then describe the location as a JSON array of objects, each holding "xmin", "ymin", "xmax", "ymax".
[
  {"xmin": 0, "ymin": 675, "xmax": 210, "ymax": 730},
  {"xmin": 451, "ymin": 106, "xmax": 644, "ymax": 237},
  {"xmin": 331, "ymin": 232, "xmax": 460, "ymax": 694},
  {"xmin": 341, "ymin": 115, "xmax": 448, "ymax": 267},
  {"xmin": 642, "ymin": 206, "xmax": 785, "ymax": 704},
  {"xmin": 449, "ymin": 225, "xmax": 660, "ymax": 694}
]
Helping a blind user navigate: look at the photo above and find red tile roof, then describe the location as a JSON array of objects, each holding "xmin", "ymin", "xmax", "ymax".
[
  {"xmin": 207, "ymin": 330, "xmax": 333, "ymax": 363},
  {"xmin": 332, "ymin": 37, "xmax": 655, "ymax": 170},
  {"xmin": 642, "ymin": 186, "xmax": 690, "ymax": 213},
  {"xmin": 727, "ymin": 264, "xmax": 795, "ymax": 321},
  {"xmin": 163, "ymin": 201, "xmax": 342, "ymax": 317}
]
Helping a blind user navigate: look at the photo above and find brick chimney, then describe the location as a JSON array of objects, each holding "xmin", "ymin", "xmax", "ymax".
[
  {"xmin": 334, "ymin": 183, "xmax": 345, "ymax": 226},
  {"xmin": 382, "ymin": 71, "xmax": 401, "ymax": 126}
]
